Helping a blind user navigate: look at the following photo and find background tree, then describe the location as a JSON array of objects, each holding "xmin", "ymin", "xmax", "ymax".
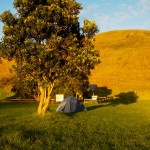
[
  {"xmin": 52, "ymin": 74, "xmax": 89, "ymax": 98},
  {"xmin": 96, "ymin": 87, "xmax": 112, "ymax": 97},
  {"xmin": 11, "ymin": 78, "xmax": 38, "ymax": 99},
  {"xmin": 0, "ymin": 0, "xmax": 100, "ymax": 115}
]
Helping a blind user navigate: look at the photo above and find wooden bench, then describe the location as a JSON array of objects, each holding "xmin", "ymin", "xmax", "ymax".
[{"xmin": 97, "ymin": 96, "xmax": 113, "ymax": 103}]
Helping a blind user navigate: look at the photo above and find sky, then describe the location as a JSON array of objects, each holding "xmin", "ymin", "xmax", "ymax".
[{"xmin": 0, "ymin": 0, "xmax": 150, "ymax": 39}]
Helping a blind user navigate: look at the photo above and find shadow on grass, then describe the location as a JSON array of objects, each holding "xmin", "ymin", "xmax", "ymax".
[
  {"xmin": 86, "ymin": 91, "xmax": 138, "ymax": 111},
  {"xmin": 86, "ymin": 105, "xmax": 103, "ymax": 111},
  {"xmin": 112, "ymin": 91, "xmax": 138, "ymax": 105},
  {"xmin": 22, "ymin": 129, "xmax": 45, "ymax": 143}
]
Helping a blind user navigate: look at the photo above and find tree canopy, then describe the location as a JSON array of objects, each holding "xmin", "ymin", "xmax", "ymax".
[{"xmin": 0, "ymin": 0, "xmax": 100, "ymax": 115}]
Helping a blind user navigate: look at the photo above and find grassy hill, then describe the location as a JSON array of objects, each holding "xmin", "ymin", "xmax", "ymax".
[
  {"xmin": 90, "ymin": 30, "xmax": 150, "ymax": 99},
  {"xmin": 0, "ymin": 30, "xmax": 150, "ymax": 100},
  {"xmin": 0, "ymin": 58, "xmax": 15, "ymax": 99}
]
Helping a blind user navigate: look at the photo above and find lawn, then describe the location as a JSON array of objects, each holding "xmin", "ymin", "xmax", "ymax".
[{"xmin": 0, "ymin": 101, "xmax": 150, "ymax": 150}]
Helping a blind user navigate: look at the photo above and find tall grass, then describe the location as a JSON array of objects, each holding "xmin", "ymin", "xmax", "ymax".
[{"xmin": 0, "ymin": 101, "xmax": 150, "ymax": 150}]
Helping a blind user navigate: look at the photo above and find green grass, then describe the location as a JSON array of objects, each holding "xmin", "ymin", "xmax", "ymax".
[{"xmin": 0, "ymin": 101, "xmax": 150, "ymax": 150}]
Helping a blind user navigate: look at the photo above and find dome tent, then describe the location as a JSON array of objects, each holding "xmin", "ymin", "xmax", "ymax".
[{"xmin": 56, "ymin": 96, "xmax": 86, "ymax": 113}]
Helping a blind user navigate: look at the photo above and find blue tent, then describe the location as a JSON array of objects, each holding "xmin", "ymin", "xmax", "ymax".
[{"xmin": 56, "ymin": 96, "xmax": 86, "ymax": 113}]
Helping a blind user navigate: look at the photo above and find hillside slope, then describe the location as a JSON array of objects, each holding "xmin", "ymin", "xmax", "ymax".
[
  {"xmin": 0, "ymin": 58, "xmax": 15, "ymax": 99},
  {"xmin": 90, "ymin": 30, "xmax": 150, "ymax": 99},
  {"xmin": 0, "ymin": 30, "xmax": 150, "ymax": 100}
]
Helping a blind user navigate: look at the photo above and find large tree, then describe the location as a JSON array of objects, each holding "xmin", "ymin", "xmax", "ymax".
[{"xmin": 0, "ymin": 0, "xmax": 100, "ymax": 115}]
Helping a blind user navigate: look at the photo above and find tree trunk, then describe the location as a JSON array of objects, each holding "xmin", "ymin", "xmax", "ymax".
[{"xmin": 37, "ymin": 83, "xmax": 54, "ymax": 115}]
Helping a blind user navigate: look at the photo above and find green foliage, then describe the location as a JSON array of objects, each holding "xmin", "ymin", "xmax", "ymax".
[
  {"xmin": 95, "ymin": 86, "xmax": 112, "ymax": 97},
  {"xmin": 82, "ymin": 19, "xmax": 99, "ymax": 38},
  {"xmin": 0, "ymin": 101, "xmax": 150, "ymax": 149},
  {"xmin": 11, "ymin": 79, "xmax": 38, "ymax": 99},
  {"xmin": 0, "ymin": 0, "xmax": 100, "ymax": 100},
  {"xmin": 84, "ymin": 86, "xmax": 112, "ymax": 99},
  {"xmin": 52, "ymin": 76, "xmax": 89, "ymax": 97},
  {"xmin": 0, "ymin": 89, "xmax": 14, "ymax": 100}
]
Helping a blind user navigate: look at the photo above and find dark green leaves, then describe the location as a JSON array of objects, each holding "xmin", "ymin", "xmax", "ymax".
[{"xmin": 1, "ymin": 0, "xmax": 100, "ymax": 95}]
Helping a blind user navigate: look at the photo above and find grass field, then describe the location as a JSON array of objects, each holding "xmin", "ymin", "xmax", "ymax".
[{"xmin": 0, "ymin": 101, "xmax": 150, "ymax": 150}]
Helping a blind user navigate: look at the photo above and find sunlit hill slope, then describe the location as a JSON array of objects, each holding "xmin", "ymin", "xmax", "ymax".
[
  {"xmin": 0, "ymin": 58, "xmax": 15, "ymax": 99},
  {"xmin": 90, "ymin": 30, "xmax": 150, "ymax": 99},
  {"xmin": 0, "ymin": 30, "xmax": 150, "ymax": 100}
]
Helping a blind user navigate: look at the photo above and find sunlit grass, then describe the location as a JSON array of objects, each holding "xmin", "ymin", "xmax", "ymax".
[{"xmin": 0, "ymin": 101, "xmax": 150, "ymax": 150}]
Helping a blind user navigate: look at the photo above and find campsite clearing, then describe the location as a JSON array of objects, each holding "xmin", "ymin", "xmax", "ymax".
[{"xmin": 0, "ymin": 100, "xmax": 150, "ymax": 149}]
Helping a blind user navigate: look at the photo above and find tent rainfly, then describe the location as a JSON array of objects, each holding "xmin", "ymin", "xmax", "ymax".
[{"xmin": 56, "ymin": 96, "xmax": 86, "ymax": 113}]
